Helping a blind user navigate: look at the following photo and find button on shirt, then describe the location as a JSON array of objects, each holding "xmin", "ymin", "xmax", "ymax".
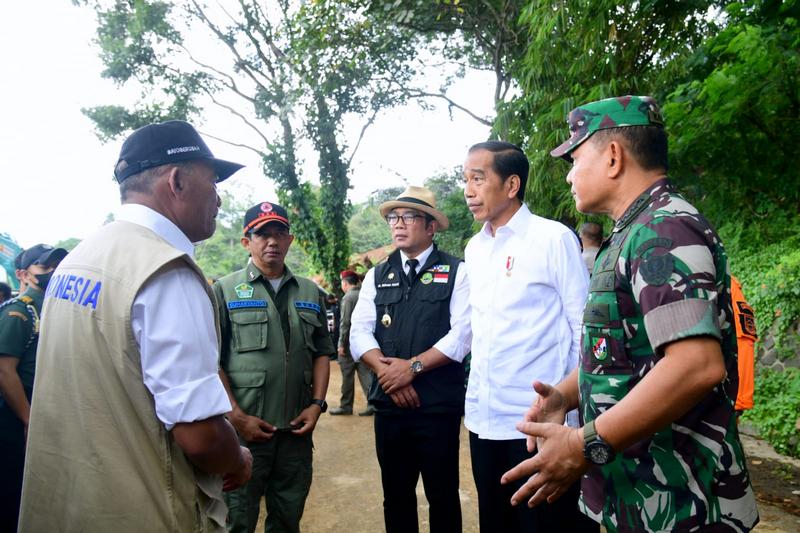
[
  {"xmin": 350, "ymin": 244, "xmax": 472, "ymax": 362},
  {"xmin": 465, "ymin": 204, "xmax": 589, "ymax": 440},
  {"xmin": 118, "ymin": 204, "xmax": 231, "ymax": 430}
]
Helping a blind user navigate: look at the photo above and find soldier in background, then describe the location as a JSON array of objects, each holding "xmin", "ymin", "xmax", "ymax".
[
  {"xmin": 0, "ymin": 244, "xmax": 66, "ymax": 532},
  {"xmin": 578, "ymin": 222, "xmax": 603, "ymax": 275},
  {"xmin": 329, "ymin": 270, "xmax": 374, "ymax": 416},
  {"xmin": 503, "ymin": 96, "xmax": 759, "ymax": 532}
]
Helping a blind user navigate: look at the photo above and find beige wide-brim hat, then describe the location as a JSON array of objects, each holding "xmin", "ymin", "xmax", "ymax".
[{"xmin": 378, "ymin": 185, "xmax": 449, "ymax": 230}]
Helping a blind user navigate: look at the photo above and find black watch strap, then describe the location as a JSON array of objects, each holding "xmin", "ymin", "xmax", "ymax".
[{"xmin": 311, "ymin": 399, "xmax": 328, "ymax": 413}]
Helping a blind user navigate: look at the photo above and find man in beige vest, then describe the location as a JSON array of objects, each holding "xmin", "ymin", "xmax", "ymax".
[{"xmin": 19, "ymin": 121, "xmax": 252, "ymax": 532}]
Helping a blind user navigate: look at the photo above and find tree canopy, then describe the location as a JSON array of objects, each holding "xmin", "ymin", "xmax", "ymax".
[{"xmin": 79, "ymin": 0, "xmax": 420, "ymax": 289}]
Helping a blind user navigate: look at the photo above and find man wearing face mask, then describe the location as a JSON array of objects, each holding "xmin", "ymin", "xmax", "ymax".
[{"xmin": 0, "ymin": 243, "xmax": 66, "ymax": 532}]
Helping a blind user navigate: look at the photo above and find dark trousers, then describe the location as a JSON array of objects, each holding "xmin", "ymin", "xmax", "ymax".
[
  {"xmin": 375, "ymin": 412, "xmax": 462, "ymax": 533},
  {"xmin": 224, "ymin": 433, "xmax": 313, "ymax": 533},
  {"xmin": 469, "ymin": 432, "xmax": 599, "ymax": 533},
  {"xmin": 0, "ymin": 404, "xmax": 25, "ymax": 533}
]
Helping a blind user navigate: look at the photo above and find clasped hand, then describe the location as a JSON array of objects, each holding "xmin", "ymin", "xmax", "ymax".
[{"xmin": 377, "ymin": 356, "xmax": 420, "ymax": 408}]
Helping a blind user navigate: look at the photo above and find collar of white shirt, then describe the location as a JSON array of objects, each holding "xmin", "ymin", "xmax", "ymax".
[
  {"xmin": 399, "ymin": 243, "xmax": 434, "ymax": 274},
  {"xmin": 479, "ymin": 203, "xmax": 531, "ymax": 239},
  {"xmin": 116, "ymin": 204, "xmax": 195, "ymax": 258}
]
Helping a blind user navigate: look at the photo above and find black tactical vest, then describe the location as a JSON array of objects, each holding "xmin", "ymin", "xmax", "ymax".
[{"xmin": 370, "ymin": 246, "xmax": 465, "ymax": 415}]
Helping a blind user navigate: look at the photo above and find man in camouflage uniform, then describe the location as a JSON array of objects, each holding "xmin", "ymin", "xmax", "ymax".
[
  {"xmin": 502, "ymin": 96, "xmax": 759, "ymax": 532},
  {"xmin": 0, "ymin": 244, "xmax": 66, "ymax": 531}
]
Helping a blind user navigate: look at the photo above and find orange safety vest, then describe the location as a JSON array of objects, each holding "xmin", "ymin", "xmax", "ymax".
[{"xmin": 731, "ymin": 276, "xmax": 757, "ymax": 411}]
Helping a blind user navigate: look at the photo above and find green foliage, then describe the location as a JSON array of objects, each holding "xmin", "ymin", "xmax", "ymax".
[
  {"xmin": 54, "ymin": 238, "xmax": 82, "ymax": 252},
  {"xmin": 368, "ymin": 0, "xmax": 523, "ymax": 127},
  {"xmin": 423, "ymin": 169, "xmax": 477, "ymax": 257},
  {"xmin": 664, "ymin": 0, "xmax": 800, "ymax": 247},
  {"xmin": 349, "ymin": 203, "xmax": 392, "ymax": 253},
  {"xmin": 504, "ymin": 0, "xmax": 718, "ymax": 224},
  {"xmin": 79, "ymin": 0, "xmax": 420, "ymax": 291},
  {"xmin": 194, "ymin": 191, "xmax": 251, "ymax": 280},
  {"xmin": 741, "ymin": 368, "xmax": 800, "ymax": 458},
  {"xmin": 731, "ymin": 230, "xmax": 800, "ymax": 359}
]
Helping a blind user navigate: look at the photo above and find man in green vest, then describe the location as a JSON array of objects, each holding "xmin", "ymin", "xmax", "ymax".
[
  {"xmin": 0, "ymin": 244, "xmax": 66, "ymax": 532},
  {"xmin": 215, "ymin": 201, "xmax": 334, "ymax": 533}
]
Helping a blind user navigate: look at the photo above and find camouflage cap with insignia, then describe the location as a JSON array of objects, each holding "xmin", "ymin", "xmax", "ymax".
[{"xmin": 550, "ymin": 95, "xmax": 664, "ymax": 161}]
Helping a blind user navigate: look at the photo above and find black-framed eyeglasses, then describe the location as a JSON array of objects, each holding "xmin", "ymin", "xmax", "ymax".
[{"xmin": 386, "ymin": 213, "xmax": 424, "ymax": 226}]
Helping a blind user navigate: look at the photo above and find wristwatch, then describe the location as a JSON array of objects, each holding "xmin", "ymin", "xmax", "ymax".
[
  {"xmin": 310, "ymin": 399, "xmax": 328, "ymax": 413},
  {"xmin": 583, "ymin": 419, "xmax": 615, "ymax": 465},
  {"xmin": 410, "ymin": 357, "xmax": 424, "ymax": 376}
]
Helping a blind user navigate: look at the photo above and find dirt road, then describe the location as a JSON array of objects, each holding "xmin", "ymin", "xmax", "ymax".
[{"xmin": 253, "ymin": 367, "xmax": 800, "ymax": 532}]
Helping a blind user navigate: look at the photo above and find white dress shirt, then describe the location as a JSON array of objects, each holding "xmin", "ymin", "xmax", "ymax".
[
  {"xmin": 119, "ymin": 204, "xmax": 232, "ymax": 430},
  {"xmin": 350, "ymin": 244, "xmax": 472, "ymax": 362},
  {"xmin": 464, "ymin": 204, "xmax": 588, "ymax": 440}
]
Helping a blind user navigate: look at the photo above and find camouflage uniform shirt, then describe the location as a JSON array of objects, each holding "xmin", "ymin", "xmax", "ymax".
[{"xmin": 579, "ymin": 178, "xmax": 759, "ymax": 532}]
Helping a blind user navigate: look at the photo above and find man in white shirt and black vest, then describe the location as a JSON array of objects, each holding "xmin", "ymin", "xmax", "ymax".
[
  {"xmin": 349, "ymin": 186, "xmax": 472, "ymax": 533},
  {"xmin": 462, "ymin": 141, "xmax": 596, "ymax": 532}
]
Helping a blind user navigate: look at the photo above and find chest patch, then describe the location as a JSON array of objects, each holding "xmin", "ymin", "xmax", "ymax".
[
  {"xmin": 234, "ymin": 283, "xmax": 254, "ymax": 298},
  {"xmin": 592, "ymin": 336, "xmax": 609, "ymax": 361}
]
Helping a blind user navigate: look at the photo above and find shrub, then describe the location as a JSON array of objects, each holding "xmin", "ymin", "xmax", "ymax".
[{"xmin": 741, "ymin": 368, "xmax": 800, "ymax": 458}]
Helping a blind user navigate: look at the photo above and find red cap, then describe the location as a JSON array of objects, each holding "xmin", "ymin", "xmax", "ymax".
[{"xmin": 340, "ymin": 270, "xmax": 358, "ymax": 279}]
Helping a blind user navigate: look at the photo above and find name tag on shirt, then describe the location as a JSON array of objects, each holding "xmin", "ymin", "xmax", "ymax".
[{"xmin": 228, "ymin": 300, "xmax": 268, "ymax": 310}]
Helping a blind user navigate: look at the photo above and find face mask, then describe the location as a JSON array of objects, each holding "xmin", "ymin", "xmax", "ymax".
[{"xmin": 34, "ymin": 272, "xmax": 54, "ymax": 290}]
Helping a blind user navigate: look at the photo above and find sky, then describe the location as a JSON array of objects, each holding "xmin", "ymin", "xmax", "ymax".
[{"xmin": 0, "ymin": 1, "xmax": 494, "ymax": 251}]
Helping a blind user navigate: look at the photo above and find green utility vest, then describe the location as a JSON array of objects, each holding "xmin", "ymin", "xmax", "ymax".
[
  {"xmin": 215, "ymin": 265, "xmax": 324, "ymax": 429},
  {"xmin": 580, "ymin": 193, "xmax": 650, "ymax": 404}
]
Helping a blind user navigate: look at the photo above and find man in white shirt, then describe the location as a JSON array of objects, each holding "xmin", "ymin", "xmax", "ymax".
[
  {"xmin": 20, "ymin": 121, "xmax": 252, "ymax": 532},
  {"xmin": 462, "ymin": 141, "xmax": 595, "ymax": 532},
  {"xmin": 349, "ymin": 186, "xmax": 472, "ymax": 533}
]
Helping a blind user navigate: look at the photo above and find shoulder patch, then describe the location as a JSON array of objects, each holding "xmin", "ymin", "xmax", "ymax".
[
  {"xmin": 6, "ymin": 310, "xmax": 28, "ymax": 321},
  {"xmin": 640, "ymin": 254, "xmax": 674, "ymax": 286}
]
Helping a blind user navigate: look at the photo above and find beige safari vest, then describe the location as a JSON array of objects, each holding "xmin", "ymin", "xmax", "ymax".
[{"xmin": 20, "ymin": 221, "xmax": 226, "ymax": 532}]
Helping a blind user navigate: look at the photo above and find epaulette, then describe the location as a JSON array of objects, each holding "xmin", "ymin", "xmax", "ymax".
[{"xmin": 0, "ymin": 295, "xmax": 40, "ymax": 350}]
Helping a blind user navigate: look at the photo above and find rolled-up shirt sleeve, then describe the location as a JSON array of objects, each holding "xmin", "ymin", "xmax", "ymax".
[
  {"xmin": 349, "ymin": 268, "xmax": 380, "ymax": 361},
  {"xmin": 432, "ymin": 262, "xmax": 472, "ymax": 362},
  {"xmin": 132, "ymin": 265, "xmax": 232, "ymax": 430}
]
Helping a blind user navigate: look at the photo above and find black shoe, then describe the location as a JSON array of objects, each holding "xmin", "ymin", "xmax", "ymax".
[
  {"xmin": 357, "ymin": 407, "xmax": 376, "ymax": 416},
  {"xmin": 329, "ymin": 407, "xmax": 353, "ymax": 415}
]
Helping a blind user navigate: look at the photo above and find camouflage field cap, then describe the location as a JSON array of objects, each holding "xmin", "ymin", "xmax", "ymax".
[{"xmin": 550, "ymin": 95, "xmax": 664, "ymax": 161}]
